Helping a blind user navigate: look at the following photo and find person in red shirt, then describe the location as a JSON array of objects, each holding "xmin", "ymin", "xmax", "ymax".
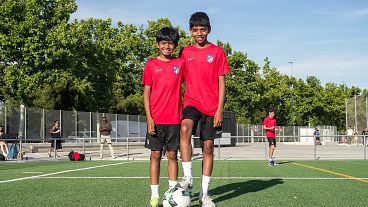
[
  {"xmin": 263, "ymin": 108, "xmax": 280, "ymax": 166},
  {"xmin": 177, "ymin": 12, "xmax": 230, "ymax": 206},
  {"xmin": 142, "ymin": 27, "xmax": 185, "ymax": 207}
]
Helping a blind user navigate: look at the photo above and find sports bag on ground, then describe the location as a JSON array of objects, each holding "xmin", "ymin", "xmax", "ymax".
[
  {"xmin": 7, "ymin": 143, "xmax": 18, "ymax": 159},
  {"xmin": 68, "ymin": 151, "xmax": 85, "ymax": 161}
]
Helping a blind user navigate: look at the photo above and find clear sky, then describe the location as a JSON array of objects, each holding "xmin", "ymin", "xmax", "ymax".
[{"xmin": 71, "ymin": 0, "xmax": 368, "ymax": 89}]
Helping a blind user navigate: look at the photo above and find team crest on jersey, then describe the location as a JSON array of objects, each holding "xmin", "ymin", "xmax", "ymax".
[
  {"xmin": 207, "ymin": 54, "xmax": 214, "ymax": 63},
  {"xmin": 173, "ymin": 66, "xmax": 180, "ymax": 74}
]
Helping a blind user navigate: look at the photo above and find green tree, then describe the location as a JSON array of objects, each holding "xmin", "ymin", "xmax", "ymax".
[
  {"xmin": 226, "ymin": 50, "xmax": 264, "ymax": 124},
  {"xmin": 0, "ymin": 1, "xmax": 362, "ymax": 131},
  {"xmin": 0, "ymin": 0, "xmax": 77, "ymax": 108},
  {"xmin": 298, "ymin": 76, "xmax": 323, "ymax": 126}
]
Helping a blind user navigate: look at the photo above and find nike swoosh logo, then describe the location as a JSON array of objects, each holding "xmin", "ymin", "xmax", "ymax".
[
  {"xmin": 187, "ymin": 57, "xmax": 196, "ymax": 61},
  {"xmin": 155, "ymin": 69, "xmax": 163, "ymax": 72}
]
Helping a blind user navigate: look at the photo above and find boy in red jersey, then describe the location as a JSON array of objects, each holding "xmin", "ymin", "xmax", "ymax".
[
  {"xmin": 263, "ymin": 108, "xmax": 280, "ymax": 166},
  {"xmin": 177, "ymin": 12, "xmax": 230, "ymax": 207},
  {"xmin": 142, "ymin": 27, "xmax": 185, "ymax": 207}
]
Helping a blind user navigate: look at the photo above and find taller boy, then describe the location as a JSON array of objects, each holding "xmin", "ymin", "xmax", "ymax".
[{"xmin": 178, "ymin": 12, "xmax": 230, "ymax": 207}]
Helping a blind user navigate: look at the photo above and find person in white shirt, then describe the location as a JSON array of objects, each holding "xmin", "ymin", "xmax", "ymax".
[{"xmin": 346, "ymin": 126, "xmax": 354, "ymax": 145}]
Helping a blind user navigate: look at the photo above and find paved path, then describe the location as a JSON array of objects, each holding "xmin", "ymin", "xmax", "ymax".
[{"xmin": 10, "ymin": 142, "xmax": 368, "ymax": 162}]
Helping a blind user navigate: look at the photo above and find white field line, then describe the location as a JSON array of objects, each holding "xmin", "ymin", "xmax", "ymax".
[
  {"xmin": 40, "ymin": 176, "xmax": 368, "ymax": 180},
  {"xmin": 22, "ymin": 172, "xmax": 44, "ymax": 174},
  {"xmin": 0, "ymin": 162, "xmax": 131, "ymax": 184}
]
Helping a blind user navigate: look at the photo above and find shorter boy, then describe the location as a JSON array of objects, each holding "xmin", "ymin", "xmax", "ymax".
[{"xmin": 142, "ymin": 27, "xmax": 185, "ymax": 207}]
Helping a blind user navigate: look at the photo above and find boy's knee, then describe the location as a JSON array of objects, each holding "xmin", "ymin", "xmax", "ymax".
[
  {"xmin": 150, "ymin": 151, "xmax": 162, "ymax": 160},
  {"xmin": 166, "ymin": 152, "xmax": 177, "ymax": 161},
  {"xmin": 181, "ymin": 124, "xmax": 191, "ymax": 134},
  {"xmin": 202, "ymin": 145, "xmax": 214, "ymax": 155}
]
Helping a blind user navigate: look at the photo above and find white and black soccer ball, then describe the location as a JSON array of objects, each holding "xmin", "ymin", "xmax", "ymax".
[{"xmin": 162, "ymin": 186, "xmax": 191, "ymax": 207}]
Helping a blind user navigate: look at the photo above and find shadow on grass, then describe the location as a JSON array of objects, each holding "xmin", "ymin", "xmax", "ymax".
[
  {"xmin": 277, "ymin": 160, "xmax": 293, "ymax": 165},
  {"xmin": 190, "ymin": 179, "xmax": 284, "ymax": 206}
]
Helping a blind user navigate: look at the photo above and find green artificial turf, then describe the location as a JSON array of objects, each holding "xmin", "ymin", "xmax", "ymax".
[{"xmin": 1, "ymin": 160, "xmax": 367, "ymax": 206}]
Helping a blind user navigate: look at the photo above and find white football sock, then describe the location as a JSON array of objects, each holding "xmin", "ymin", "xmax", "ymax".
[
  {"xmin": 201, "ymin": 175, "xmax": 211, "ymax": 198},
  {"xmin": 150, "ymin": 184, "xmax": 159, "ymax": 198},
  {"xmin": 168, "ymin": 180, "xmax": 178, "ymax": 189},
  {"xmin": 182, "ymin": 162, "xmax": 192, "ymax": 178}
]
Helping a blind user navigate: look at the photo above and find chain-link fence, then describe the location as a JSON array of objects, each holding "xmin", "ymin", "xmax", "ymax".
[
  {"xmin": 0, "ymin": 106, "xmax": 148, "ymax": 143},
  {"xmin": 235, "ymin": 124, "xmax": 337, "ymax": 143},
  {"xmin": 2, "ymin": 103, "xmax": 367, "ymax": 161}
]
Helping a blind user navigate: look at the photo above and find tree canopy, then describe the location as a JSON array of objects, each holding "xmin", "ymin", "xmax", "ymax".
[{"xmin": 1, "ymin": 0, "xmax": 365, "ymax": 130}]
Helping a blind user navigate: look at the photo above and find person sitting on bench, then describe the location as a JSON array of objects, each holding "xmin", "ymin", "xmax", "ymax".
[{"xmin": 0, "ymin": 126, "xmax": 9, "ymax": 157}]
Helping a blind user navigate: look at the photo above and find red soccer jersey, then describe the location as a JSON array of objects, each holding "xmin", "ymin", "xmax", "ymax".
[
  {"xmin": 142, "ymin": 57, "xmax": 185, "ymax": 124},
  {"xmin": 264, "ymin": 116, "xmax": 277, "ymax": 138},
  {"xmin": 180, "ymin": 44, "xmax": 230, "ymax": 116}
]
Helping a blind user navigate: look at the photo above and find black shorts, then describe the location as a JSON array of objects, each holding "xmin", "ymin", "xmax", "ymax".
[
  {"xmin": 267, "ymin": 137, "xmax": 276, "ymax": 147},
  {"xmin": 145, "ymin": 124, "xmax": 180, "ymax": 151},
  {"xmin": 51, "ymin": 139, "xmax": 62, "ymax": 149},
  {"xmin": 182, "ymin": 106, "xmax": 222, "ymax": 140},
  {"xmin": 315, "ymin": 137, "xmax": 321, "ymax": 141}
]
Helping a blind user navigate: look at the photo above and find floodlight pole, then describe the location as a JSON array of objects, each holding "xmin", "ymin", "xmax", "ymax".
[
  {"xmin": 288, "ymin": 61, "xmax": 295, "ymax": 128},
  {"xmin": 342, "ymin": 81, "xmax": 348, "ymax": 131},
  {"xmin": 288, "ymin": 61, "xmax": 294, "ymax": 77},
  {"xmin": 345, "ymin": 98, "xmax": 348, "ymax": 133},
  {"xmin": 354, "ymin": 95, "xmax": 357, "ymax": 132},
  {"xmin": 366, "ymin": 95, "xmax": 368, "ymax": 129}
]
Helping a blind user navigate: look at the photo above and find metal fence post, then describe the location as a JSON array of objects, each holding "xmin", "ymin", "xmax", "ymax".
[
  {"xmin": 42, "ymin": 109, "xmax": 45, "ymax": 143},
  {"xmin": 83, "ymin": 136, "xmax": 85, "ymax": 155},
  {"xmin": 89, "ymin": 112, "xmax": 92, "ymax": 143},
  {"xmin": 83, "ymin": 112, "xmax": 86, "ymax": 155},
  {"xmin": 54, "ymin": 139, "xmax": 57, "ymax": 159},
  {"xmin": 314, "ymin": 136, "xmax": 317, "ymax": 160},
  {"xmin": 366, "ymin": 95, "xmax": 368, "ymax": 129},
  {"xmin": 19, "ymin": 137, "xmax": 23, "ymax": 161},
  {"xmin": 4, "ymin": 104, "xmax": 7, "ymax": 134},
  {"xmin": 247, "ymin": 124, "xmax": 250, "ymax": 143},
  {"xmin": 364, "ymin": 136, "xmax": 366, "ymax": 160},
  {"xmin": 127, "ymin": 114, "xmax": 130, "ymax": 161},
  {"xmin": 354, "ymin": 95, "xmax": 357, "ymax": 131},
  {"xmin": 59, "ymin": 109, "xmax": 62, "ymax": 133},
  {"xmin": 24, "ymin": 106, "xmax": 27, "ymax": 141},
  {"xmin": 115, "ymin": 114, "xmax": 118, "ymax": 143},
  {"xmin": 236, "ymin": 123, "xmax": 238, "ymax": 137},
  {"xmin": 126, "ymin": 137, "xmax": 129, "ymax": 161},
  {"xmin": 138, "ymin": 115, "xmax": 141, "ymax": 138},
  {"xmin": 74, "ymin": 110, "xmax": 78, "ymax": 143},
  {"xmin": 345, "ymin": 98, "xmax": 348, "ymax": 133},
  {"xmin": 365, "ymin": 95, "xmax": 368, "ymax": 160},
  {"xmin": 264, "ymin": 136, "xmax": 267, "ymax": 160}
]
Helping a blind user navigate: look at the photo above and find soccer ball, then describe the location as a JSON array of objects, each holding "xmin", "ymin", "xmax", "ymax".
[{"xmin": 162, "ymin": 186, "xmax": 191, "ymax": 207}]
